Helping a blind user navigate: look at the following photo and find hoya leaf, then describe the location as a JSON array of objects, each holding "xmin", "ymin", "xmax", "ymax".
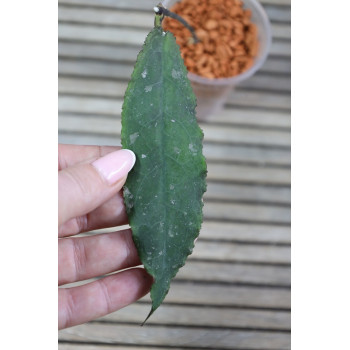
[{"xmin": 121, "ymin": 23, "xmax": 207, "ymax": 324}]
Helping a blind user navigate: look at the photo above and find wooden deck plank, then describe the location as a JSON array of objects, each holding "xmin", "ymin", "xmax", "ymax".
[
  {"xmin": 239, "ymin": 73, "xmax": 290, "ymax": 92},
  {"xmin": 59, "ymin": 345, "xmax": 191, "ymax": 350},
  {"xmin": 98, "ymin": 303, "xmax": 290, "ymax": 329},
  {"xmin": 202, "ymin": 143, "xmax": 290, "ymax": 166},
  {"xmin": 58, "ymin": 58, "xmax": 290, "ymax": 92},
  {"xmin": 177, "ymin": 261, "xmax": 290, "ymax": 286},
  {"xmin": 200, "ymin": 221, "xmax": 290, "ymax": 243},
  {"xmin": 205, "ymin": 182, "xmax": 290, "ymax": 205},
  {"xmin": 59, "ymin": 131, "xmax": 291, "ymax": 167},
  {"xmin": 58, "ymin": 6, "xmax": 290, "ymax": 40},
  {"xmin": 146, "ymin": 282, "xmax": 291, "ymax": 308},
  {"xmin": 58, "ymin": 40, "xmax": 290, "ymax": 75},
  {"xmin": 61, "ymin": 277, "xmax": 290, "ymax": 309},
  {"xmin": 206, "ymin": 164, "xmax": 290, "ymax": 186},
  {"xmin": 62, "ymin": 260, "xmax": 291, "ymax": 288},
  {"xmin": 59, "ymin": 140, "xmax": 291, "ymax": 185},
  {"xmin": 264, "ymin": 5, "xmax": 291, "ymax": 22},
  {"xmin": 261, "ymin": 57, "xmax": 291, "ymax": 74},
  {"xmin": 58, "ymin": 78, "xmax": 291, "ymax": 110},
  {"xmin": 203, "ymin": 201, "xmax": 290, "ymax": 224},
  {"xmin": 58, "ymin": 0, "xmax": 291, "ymax": 13},
  {"xmin": 58, "ymin": 323, "xmax": 291, "ymax": 349},
  {"xmin": 58, "ymin": 114, "xmax": 291, "ymax": 147},
  {"xmin": 58, "ymin": 22, "xmax": 290, "ymax": 57},
  {"xmin": 227, "ymin": 89, "xmax": 290, "ymax": 110},
  {"xmin": 192, "ymin": 240, "xmax": 290, "ymax": 264},
  {"xmin": 270, "ymin": 40, "xmax": 290, "ymax": 57},
  {"xmin": 87, "ymin": 220, "xmax": 291, "ymax": 245}
]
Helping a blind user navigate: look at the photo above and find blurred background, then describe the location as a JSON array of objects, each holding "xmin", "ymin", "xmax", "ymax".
[{"xmin": 58, "ymin": 0, "xmax": 291, "ymax": 349}]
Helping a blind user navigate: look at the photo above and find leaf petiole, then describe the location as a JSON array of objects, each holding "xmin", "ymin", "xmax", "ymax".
[{"xmin": 154, "ymin": 3, "xmax": 199, "ymax": 43}]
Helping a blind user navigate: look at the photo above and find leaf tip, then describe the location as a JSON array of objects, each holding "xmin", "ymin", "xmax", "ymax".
[{"xmin": 141, "ymin": 306, "xmax": 155, "ymax": 326}]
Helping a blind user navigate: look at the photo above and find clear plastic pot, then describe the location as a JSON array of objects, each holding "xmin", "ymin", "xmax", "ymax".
[{"xmin": 162, "ymin": 0, "xmax": 272, "ymax": 119}]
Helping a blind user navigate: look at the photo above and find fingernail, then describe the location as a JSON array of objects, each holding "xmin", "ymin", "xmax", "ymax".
[{"xmin": 92, "ymin": 149, "xmax": 136, "ymax": 185}]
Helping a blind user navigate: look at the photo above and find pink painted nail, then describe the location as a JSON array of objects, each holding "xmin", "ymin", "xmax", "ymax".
[{"xmin": 92, "ymin": 149, "xmax": 136, "ymax": 185}]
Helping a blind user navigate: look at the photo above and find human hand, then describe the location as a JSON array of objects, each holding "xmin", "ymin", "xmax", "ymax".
[{"xmin": 58, "ymin": 144, "xmax": 152, "ymax": 330}]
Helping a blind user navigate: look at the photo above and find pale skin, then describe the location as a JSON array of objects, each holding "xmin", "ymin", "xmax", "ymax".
[{"xmin": 58, "ymin": 144, "xmax": 153, "ymax": 330}]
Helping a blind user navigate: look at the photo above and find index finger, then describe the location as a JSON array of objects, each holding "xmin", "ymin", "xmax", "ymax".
[{"xmin": 58, "ymin": 144, "xmax": 120, "ymax": 171}]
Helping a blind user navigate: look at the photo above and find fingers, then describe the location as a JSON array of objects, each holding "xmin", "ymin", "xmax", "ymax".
[
  {"xmin": 58, "ymin": 191, "xmax": 128, "ymax": 237},
  {"xmin": 58, "ymin": 149, "xmax": 135, "ymax": 227},
  {"xmin": 58, "ymin": 144, "xmax": 120, "ymax": 171},
  {"xmin": 58, "ymin": 268, "xmax": 152, "ymax": 330},
  {"xmin": 58, "ymin": 229, "xmax": 140, "ymax": 286}
]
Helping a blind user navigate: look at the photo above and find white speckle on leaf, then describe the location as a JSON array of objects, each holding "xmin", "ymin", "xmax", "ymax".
[
  {"xmin": 129, "ymin": 132, "xmax": 139, "ymax": 144},
  {"xmin": 168, "ymin": 230, "xmax": 174, "ymax": 238},
  {"xmin": 171, "ymin": 119, "xmax": 175, "ymax": 123},
  {"xmin": 170, "ymin": 184, "xmax": 174, "ymax": 190},
  {"xmin": 141, "ymin": 69, "xmax": 147, "ymax": 78},
  {"xmin": 145, "ymin": 85, "xmax": 152, "ymax": 92},
  {"xmin": 172, "ymin": 68, "xmax": 181, "ymax": 79},
  {"xmin": 174, "ymin": 147, "xmax": 180, "ymax": 154},
  {"xmin": 189, "ymin": 143, "xmax": 197, "ymax": 155},
  {"xmin": 141, "ymin": 154, "xmax": 147, "ymax": 158},
  {"xmin": 123, "ymin": 187, "xmax": 133, "ymax": 210},
  {"xmin": 170, "ymin": 199, "xmax": 175, "ymax": 205},
  {"xmin": 150, "ymin": 103, "xmax": 153, "ymax": 106},
  {"xmin": 162, "ymin": 31, "xmax": 166, "ymax": 36},
  {"xmin": 123, "ymin": 187, "xmax": 132, "ymax": 198}
]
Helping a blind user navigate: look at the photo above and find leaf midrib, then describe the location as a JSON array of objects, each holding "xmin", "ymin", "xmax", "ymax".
[{"xmin": 159, "ymin": 30, "xmax": 167, "ymax": 277}]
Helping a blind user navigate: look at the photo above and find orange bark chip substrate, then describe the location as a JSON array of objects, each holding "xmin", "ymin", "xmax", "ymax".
[{"xmin": 163, "ymin": 0, "xmax": 259, "ymax": 79}]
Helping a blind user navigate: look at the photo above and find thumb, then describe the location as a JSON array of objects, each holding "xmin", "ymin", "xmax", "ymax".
[{"xmin": 58, "ymin": 149, "xmax": 135, "ymax": 227}]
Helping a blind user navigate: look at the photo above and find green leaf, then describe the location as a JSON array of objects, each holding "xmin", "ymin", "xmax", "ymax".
[{"xmin": 121, "ymin": 25, "xmax": 207, "ymax": 324}]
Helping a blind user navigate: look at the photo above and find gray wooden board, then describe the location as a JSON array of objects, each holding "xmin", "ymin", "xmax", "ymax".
[
  {"xmin": 227, "ymin": 89, "xmax": 290, "ymax": 110},
  {"xmin": 58, "ymin": 131, "xmax": 291, "ymax": 167},
  {"xmin": 58, "ymin": 6, "xmax": 290, "ymax": 40},
  {"xmin": 143, "ymin": 281, "xmax": 291, "ymax": 308},
  {"xmin": 202, "ymin": 202, "xmax": 290, "ymax": 224},
  {"xmin": 58, "ymin": 0, "xmax": 291, "ymax": 17},
  {"xmin": 176, "ymin": 261, "xmax": 290, "ymax": 286},
  {"xmin": 204, "ymin": 183, "xmax": 290, "ymax": 205},
  {"xmin": 61, "ymin": 277, "xmax": 290, "ymax": 309},
  {"xmin": 58, "ymin": 323, "xmax": 291, "ymax": 349},
  {"xmin": 61, "ymin": 260, "xmax": 291, "ymax": 287},
  {"xmin": 191, "ymin": 240, "xmax": 290, "ymax": 264},
  {"xmin": 97, "ymin": 303, "xmax": 290, "ymax": 329},
  {"xmin": 59, "ymin": 143, "xmax": 291, "ymax": 185},
  {"xmin": 58, "ymin": 41, "xmax": 291, "ymax": 75},
  {"xmin": 58, "ymin": 58, "xmax": 290, "ymax": 92},
  {"xmin": 84, "ymin": 220, "xmax": 290, "ymax": 244},
  {"xmin": 58, "ymin": 23, "xmax": 290, "ymax": 57},
  {"xmin": 264, "ymin": 5, "xmax": 291, "ymax": 22},
  {"xmin": 200, "ymin": 221, "xmax": 291, "ymax": 243},
  {"xmin": 58, "ymin": 78, "xmax": 291, "ymax": 110},
  {"xmin": 58, "ymin": 345, "xmax": 209, "ymax": 350},
  {"xmin": 58, "ymin": 114, "xmax": 291, "ymax": 147}
]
